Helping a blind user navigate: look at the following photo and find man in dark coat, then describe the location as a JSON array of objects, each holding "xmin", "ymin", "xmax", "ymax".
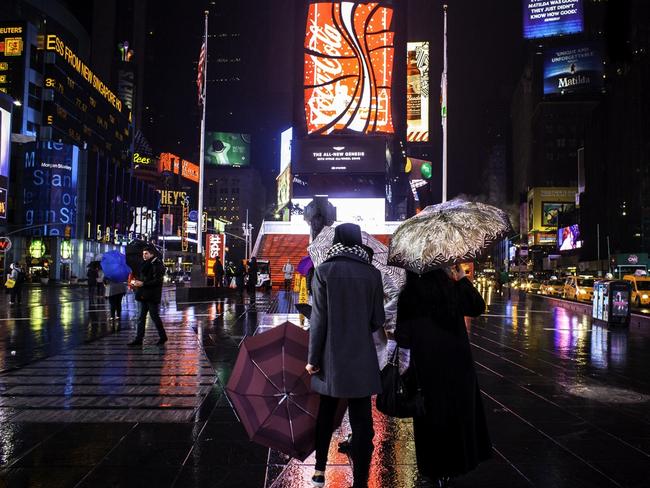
[
  {"xmin": 128, "ymin": 245, "xmax": 167, "ymax": 346},
  {"xmin": 306, "ymin": 223, "xmax": 385, "ymax": 488},
  {"xmin": 247, "ymin": 256, "xmax": 258, "ymax": 295},
  {"xmin": 213, "ymin": 257, "xmax": 224, "ymax": 287}
]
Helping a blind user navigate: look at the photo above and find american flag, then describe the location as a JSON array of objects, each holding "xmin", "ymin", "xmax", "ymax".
[{"xmin": 197, "ymin": 40, "xmax": 206, "ymax": 105}]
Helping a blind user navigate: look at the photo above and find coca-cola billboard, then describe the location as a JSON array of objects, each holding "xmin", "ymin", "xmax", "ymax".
[{"xmin": 304, "ymin": 2, "xmax": 395, "ymax": 135}]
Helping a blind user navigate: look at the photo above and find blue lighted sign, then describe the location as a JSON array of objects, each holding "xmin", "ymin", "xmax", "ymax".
[
  {"xmin": 523, "ymin": 0, "xmax": 583, "ymax": 39},
  {"xmin": 23, "ymin": 141, "xmax": 79, "ymax": 237}
]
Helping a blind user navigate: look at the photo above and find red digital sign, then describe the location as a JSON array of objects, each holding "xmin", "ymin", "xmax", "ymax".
[
  {"xmin": 205, "ymin": 233, "xmax": 226, "ymax": 277},
  {"xmin": 304, "ymin": 2, "xmax": 394, "ymax": 135}
]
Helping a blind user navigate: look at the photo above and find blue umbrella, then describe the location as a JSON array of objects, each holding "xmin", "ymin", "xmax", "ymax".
[
  {"xmin": 101, "ymin": 251, "xmax": 131, "ymax": 282},
  {"xmin": 296, "ymin": 256, "xmax": 313, "ymax": 276}
]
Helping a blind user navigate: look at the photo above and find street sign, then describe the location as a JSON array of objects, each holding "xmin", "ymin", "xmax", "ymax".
[{"xmin": 0, "ymin": 236, "xmax": 11, "ymax": 253}]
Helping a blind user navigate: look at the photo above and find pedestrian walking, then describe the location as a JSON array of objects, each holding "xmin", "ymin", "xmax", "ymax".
[
  {"xmin": 105, "ymin": 279, "xmax": 127, "ymax": 322},
  {"xmin": 282, "ymin": 260, "xmax": 294, "ymax": 292},
  {"xmin": 306, "ymin": 223, "xmax": 385, "ymax": 488},
  {"xmin": 7, "ymin": 263, "xmax": 26, "ymax": 305},
  {"xmin": 96, "ymin": 266, "xmax": 105, "ymax": 300},
  {"xmin": 234, "ymin": 260, "xmax": 246, "ymax": 298},
  {"xmin": 87, "ymin": 264, "xmax": 98, "ymax": 303},
  {"xmin": 213, "ymin": 257, "xmax": 224, "ymax": 287},
  {"xmin": 395, "ymin": 265, "xmax": 491, "ymax": 487},
  {"xmin": 128, "ymin": 245, "xmax": 168, "ymax": 346},
  {"xmin": 247, "ymin": 256, "xmax": 258, "ymax": 295}
]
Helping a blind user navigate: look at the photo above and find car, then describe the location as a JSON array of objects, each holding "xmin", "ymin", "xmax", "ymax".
[
  {"xmin": 525, "ymin": 279, "xmax": 542, "ymax": 294},
  {"xmin": 623, "ymin": 273, "xmax": 650, "ymax": 307},
  {"xmin": 541, "ymin": 278, "xmax": 564, "ymax": 297},
  {"xmin": 563, "ymin": 275, "xmax": 595, "ymax": 302}
]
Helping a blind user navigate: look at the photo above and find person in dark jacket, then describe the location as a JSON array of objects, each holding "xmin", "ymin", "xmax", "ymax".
[
  {"xmin": 8, "ymin": 263, "xmax": 26, "ymax": 305},
  {"xmin": 87, "ymin": 264, "xmax": 98, "ymax": 303},
  {"xmin": 395, "ymin": 265, "xmax": 491, "ymax": 487},
  {"xmin": 213, "ymin": 257, "xmax": 224, "ymax": 287},
  {"xmin": 306, "ymin": 223, "xmax": 385, "ymax": 488},
  {"xmin": 128, "ymin": 245, "xmax": 167, "ymax": 346},
  {"xmin": 247, "ymin": 256, "xmax": 258, "ymax": 295},
  {"xmin": 234, "ymin": 260, "xmax": 246, "ymax": 297}
]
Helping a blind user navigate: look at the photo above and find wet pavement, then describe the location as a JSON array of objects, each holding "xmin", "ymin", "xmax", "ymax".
[{"xmin": 0, "ymin": 285, "xmax": 648, "ymax": 487}]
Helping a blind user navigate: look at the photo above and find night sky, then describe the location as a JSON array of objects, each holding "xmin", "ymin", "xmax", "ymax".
[{"xmin": 75, "ymin": 0, "xmax": 526, "ymax": 202}]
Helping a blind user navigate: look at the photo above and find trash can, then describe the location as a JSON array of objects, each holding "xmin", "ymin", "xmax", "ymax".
[{"xmin": 592, "ymin": 280, "xmax": 632, "ymax": 327}]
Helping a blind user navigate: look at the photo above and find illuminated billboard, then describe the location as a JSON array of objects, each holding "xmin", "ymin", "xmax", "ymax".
[
  {"xmin": 543, "ymin": 43, "xmax": 603, "ymax": 95},
  {"xmin": 558, "ymin": 224, "xmax": 582, "ymax": 251},
  {"xmin": 522, "ymin": 0, "xmax": 583, "ymax": 39},
  {"xmin": 528, "ymin": 187, "xmax": 576, "ymax": 232},
  {"xmin": 0, "ymin": 98, "xmax": 11, "ymax": 219},
  {"xmin": 304, "ymin": 2, "xmax": 394, "ymax": 135},
  {"xmin": 542, "ymin": 202, "xmax": 575, "ymax": 228},
  {"xmin": 292, "ymin": 138, "xmax": 386, "ymax": 174},
  {"xmin": 406, "ymin": 42, "xmax": 429, "ymax": 142},
  {"xmin": 0, "ymin": 24, "xmax": 26, "ymax": 106},
  {"xmin": 22, "ymin": 142, "xmax": 79, "ymax": 237},
  {"xmin": 159, "ymin": 153, "xmax": 199, "ymax": 182},
  {"xmin": 277, "ymin": 165, "xmax": 292, "ymax": 209},
  {"xmin": 280, "ymin": 127, "xmax": 292, "ymax": 174},
  {"xmin": 205, "ymin": 233, "xmax": 227, "ymax": 277},
  {"xmin": 205, "ymin": 132, "xmax": 251, "ymax": 167}
]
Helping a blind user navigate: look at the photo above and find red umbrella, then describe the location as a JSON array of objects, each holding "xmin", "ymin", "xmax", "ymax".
[{"xmin": 225, "ymin": 321, "xmax": 321, "ymax": 461}]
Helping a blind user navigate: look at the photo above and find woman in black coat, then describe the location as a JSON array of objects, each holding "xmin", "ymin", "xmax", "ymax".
[{"xmin": 395, "ymin": 266, "xmax": 491, "ymax": 486}]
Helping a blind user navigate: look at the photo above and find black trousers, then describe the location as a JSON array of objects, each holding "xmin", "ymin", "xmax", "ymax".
[
  {"xmin": 136, "ymin": 300, "xmax": 167, "ymax": 341},
  {"xmin": 108, "ymin": 293, "xmax": 125, "ymax": 319},
  {"xmin": 10, "ymin": 285, "xmax": 22, "ymax": 304},
  {"xmin": 315, "ymin": 395, "xmax": 374, "ymax": 487}
]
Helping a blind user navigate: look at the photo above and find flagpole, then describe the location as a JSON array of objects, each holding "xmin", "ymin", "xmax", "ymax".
[
  {"xmin": 441, "ymin": 4, "xmax": 448, "ymax": 203},
  {"xmin": 197, "ymin": 11, "xmax": 208, "ymax": 256}
]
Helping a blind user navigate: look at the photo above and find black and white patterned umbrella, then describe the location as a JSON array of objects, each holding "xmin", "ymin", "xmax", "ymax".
[
  {"xmin": 388, "ymin": 199, "xmax": 512, "ymax": 275},
  {"xmin": 308, "ymin": 226, "xmax": 405, "ymax": 333}
]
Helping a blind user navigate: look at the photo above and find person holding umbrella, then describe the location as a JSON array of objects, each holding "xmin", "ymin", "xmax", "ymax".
[
  {"xmin": 306, "ymin": 223, "xmax": 385, "ymax": 488},
  {"xmin": 388, "ymin": 199, "xmax": 508, "ymax": 487},
  {"xmin": 128, "ymin": 245, "xmax": 167, "ymax": 346}
]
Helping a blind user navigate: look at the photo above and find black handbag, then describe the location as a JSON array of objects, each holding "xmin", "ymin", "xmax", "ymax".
[{"xmin": 376, "ymin": 348, "xmax": 426, "ymax": 418}]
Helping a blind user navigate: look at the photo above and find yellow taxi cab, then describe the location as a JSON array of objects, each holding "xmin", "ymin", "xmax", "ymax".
[
  {"xmin": 541, "ymin": 278, "xmax": 564, "ymax": 297},
  {"xmin": 623, "ymin": 273, "xmax": 650, "ymax": 307},
  {"xmin": 563, "ymin": 275, "xmax": 595, "ymax": 302}
]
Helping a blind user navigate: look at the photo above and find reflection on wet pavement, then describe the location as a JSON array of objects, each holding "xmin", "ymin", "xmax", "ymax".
[{"xmin": 0, "ymin": 286, "xmax": 648, "ymax": 487}]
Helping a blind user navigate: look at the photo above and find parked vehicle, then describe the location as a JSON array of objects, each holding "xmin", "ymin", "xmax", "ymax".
[
  {"xmin": 563, "ymin": 275, "xmax": 595, "ymax": 302},
  {"xmin": 623, "ymin": 272, "xmax": 650, "ymax": 307},
  {"xmin": 541, "ymin": 278, "xmax": 564, "ymax": 297}
]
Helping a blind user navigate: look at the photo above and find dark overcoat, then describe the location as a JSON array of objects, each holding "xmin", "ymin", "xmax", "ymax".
[
  {"xmin": 308, "ymin": 253, "xmax": 385, "ymax": 398},
  {"xmin": 135, "ymin": 257, "xmax": 164, "ymax": 303},
  {"xmin": 395, "ymin": 276, "xmax": 492, "ymax": 479}
]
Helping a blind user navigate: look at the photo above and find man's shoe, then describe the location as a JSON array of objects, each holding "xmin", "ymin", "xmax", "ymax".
[
  {"xmin": 156, "ymin": 337, "xmax": 168, "ymax": 346},
  {"xmin": 127, "ymin": 339, "xmax": 143, "ymax": 346},
  {"xmin": 311, "ymin": 471, "xmax": 325, "ymax": 487}
]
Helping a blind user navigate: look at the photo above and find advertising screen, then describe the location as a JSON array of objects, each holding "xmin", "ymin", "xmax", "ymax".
[
  {"xmin": 280, "ymin": 127, "xmax": 292, "ymax": 174},
  {"xmin": 544, "ymin": 43, "xmax": 603, "ymax": 95},
  {"xmin": 22, "ymin": 142, "xmax": 79, "ymax": 237},
  {"xmin": 0, "ymin": 102, "xmax": 10, "ymax": 219},
  {"xmin": 0, "ymin": 24, "xmax": 26, "ymax": 105},
  {"xmin": 304, "ymin": 2, "xmax": 394, "ymax": 135},
  {"xmin": 522, "ymin": 0, "xmax": 583, "ymax": 39},
  {"xmin": 558, "ymin": 224, "xmax": 582, "ymax": 251},
  {"xmin": 205, "ymin": 132, "xmax": 251, "ymax": 167},
  {"xmin": 292, "ymin": 197, "xmax": 385, "ymax": 225},
  {"xmin": 611, "ymin": 290, "xmax": 629, "ymax": 317},
  {"xmin": 406, "ymin": 42, "xmax": 430, "ymax": 142},
  {"xmin": 542, "ymin": 202, "xmax": 575, "ymax": 227},
  {"xmin": 205, "ymin": 233, "xmax": 227, "ymax": 278},
  {"xmin": 128, "ymin": 206, "xmax": 156, "ymax": 236},
  {"xmin": 292, "ymin": 138, "xmax": 386, "ymax": 174},
  {"xmin": 277, "ymin": 165, "xmax": 291, "ymax": 209}
]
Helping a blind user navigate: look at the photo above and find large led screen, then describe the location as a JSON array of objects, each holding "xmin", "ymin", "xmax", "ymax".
[
  {"xmin": 280, "ymin": 127, "xmax": 292, "ymax": 174},
  {"xmin": 205, "ymin": 132, "xmax": 251, "ymax": 167},
  {"xmin": 544, "ymin": 43, "xmax": 603, "ymax": 95},
  {"xmin": 23, "ymin": 142, "xmax": 79, "ymax": 237},
  {"xmin": 292, "ymin": 138, "xmax": 386, "ymax": 173},
  {"xmin": 406, "ymin": 42, "xmax": 429, "ymax": 142},
  {"xmin": 304, "ymin": 2, "xmax": 394, "ymax": 135},
  {"xmin": 558, "ymin": 224, "xmax": 582, "ymax": 251},
  {"xmin": 542, "ymin": 202, "xmax": 575, "ymax": 228},
  {"xmin": 0, "ymin": 103, "xmax": 11, "ymax": 219},
  {"xmin": 522, "ymin": 0, "xmax": 583, "ymax": 39}
]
